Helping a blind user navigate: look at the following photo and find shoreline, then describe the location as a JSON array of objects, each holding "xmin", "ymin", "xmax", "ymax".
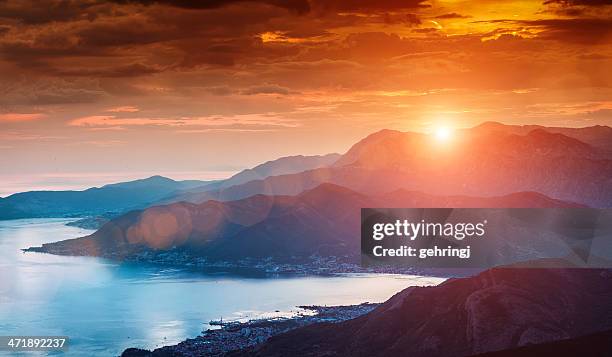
[
  {"xmin": 25, "ymin": 245, "xmax": 475, "ymax": 277},
  {"xmin": 121, "ymin": 303, "xmax": 380, "ymax": 357}
]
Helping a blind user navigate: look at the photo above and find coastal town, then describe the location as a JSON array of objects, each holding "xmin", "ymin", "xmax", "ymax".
[
  {"xmin": 124, "ymin": 248, "xmax": 428, "ymax": 275},
  {"xmin": 121, "ymin": 303, "xmax": 380, "ymax": 356}
]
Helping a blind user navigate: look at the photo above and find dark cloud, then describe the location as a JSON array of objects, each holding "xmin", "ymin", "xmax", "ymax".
[
  {"xmin": 543, "ymin": 0, "xmax": 612, "ymax": 6},
  {"xmin": 0, "ymin": 0, "xmax": 431, "ymax": 75},
  {"xmin": 309, "ymin": 0, "xmax": 430, "ymax": 12},
  {"xmin": 58, "ymin": 63, "xmax": 164, "ymax": 77},
  {"xmin": 0, "ymin": 2, "xmax": 291, "ymax": 71},
  {"xmin": 0, "ymin": 77, "xmax": 107, "ymax": 105},
  {"xmin": 412, "ymin": 27, "xmax": 440, "ymax": 33},
  {"xmin": 0, "ymin": 0, "xmax": 106, "ymax": 24},
  {"xmin": 521, "ymin": 18, "xmax": 612, "ymax": 44},
  {"xmin": 0, "ymin": 0, "xmax": 609, "ymax": 112},
  {"xmin": 384, "ymin": 12, "xmax": 422, "ymax": 25},
  {"xmin": 476, "ymin": 18, "xmax": 612, "ymax": 44},
  {"xmin": 111, "ymin": 0, "xmax": 311, "ymax": 13},
  {"xmin": 542, "ymin": 0, "xmax": 612, "ymax": 15},
  {"xmin": 434, "ymin": 13, "xmax": 471, "ymax": 19},
  {"xmin": 118, "ymin": 0, "xmax": 430, "ymax": 13}
]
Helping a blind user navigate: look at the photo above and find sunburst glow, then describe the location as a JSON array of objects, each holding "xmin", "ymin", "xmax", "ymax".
[{"xmin": 434, "ymin": 126, "xmax": 453, "ymax": 142}]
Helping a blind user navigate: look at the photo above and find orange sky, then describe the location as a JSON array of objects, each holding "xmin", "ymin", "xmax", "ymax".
[{"xmin": 1, "ymin": 0, "xmax": 611, "ymax": 194}]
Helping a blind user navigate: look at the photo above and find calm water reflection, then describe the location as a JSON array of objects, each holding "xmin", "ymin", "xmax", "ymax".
[{"xmin": 0, "ymin": 219, "xmax": 445, "ymax": 356}]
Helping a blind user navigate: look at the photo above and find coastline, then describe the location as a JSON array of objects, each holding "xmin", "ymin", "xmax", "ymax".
[
  {"xmin": 121, "ymin": 303, "xmax": 379, "ymax": 357},
  {"xmin": 24, "ymin": 245, "xmax": 473, "ymax": 277}
]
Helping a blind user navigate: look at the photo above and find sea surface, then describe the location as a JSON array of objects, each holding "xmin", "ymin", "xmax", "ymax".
[{"xmin": 0, "ymin": 219, "xmax": 446, "ymax": 356}]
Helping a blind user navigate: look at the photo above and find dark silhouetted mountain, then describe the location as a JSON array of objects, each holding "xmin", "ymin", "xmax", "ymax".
[
  {"xmin": 0, "ymin": 176, "xmax": 211, "ymax": 220},
  {"xmin": 181, "ymin": 126, "xmax": 612, "ymax": 207},
  {"xmin": 27, "ymin": 183, "xmax": 583, "ymax": 262},
  {"xmin": 169, "ymin": 154, "xmax": 340, "ymax": 203},
  {"xmin": 235, "ymin": 267, "xmax": 612, "ymax": 357}
]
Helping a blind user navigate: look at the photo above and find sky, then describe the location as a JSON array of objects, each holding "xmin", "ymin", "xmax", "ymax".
[{"xmin": 1, "ymin": 0, "xmax": 611, "ymax": 195}]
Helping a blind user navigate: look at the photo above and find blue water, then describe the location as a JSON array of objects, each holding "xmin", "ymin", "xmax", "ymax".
[{"xmin": 0, "ymin": 219, "xmax": 445, "ymax": 356}]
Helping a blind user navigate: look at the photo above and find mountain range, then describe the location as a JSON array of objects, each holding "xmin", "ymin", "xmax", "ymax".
[
  {"xmin": 173, "ymin": 153, "xmax": 340, "ymax": 197},
  {"xmin": 472, "ymin": 121, "xmax": 612, "ymax": 152},
  {"xmin": 0, "ymin": 154, "xmax": 339, "ymax": 220},
  {"xmin": 19, "ymin": 122, "xmax": 612, "ymax": 264},
  {"xmin": 26, "ymin": 183, "xmax": 583, "ymax": 263},
  {"xmin": 0, "ymin": 176, "xmax": 210, "ymax": 220},
  {"xmin": 169, "ymin": 123, "xmax": 612, "ymax": 208}
]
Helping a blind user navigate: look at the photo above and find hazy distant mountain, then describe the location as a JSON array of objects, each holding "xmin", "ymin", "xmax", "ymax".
[
  {"xmin": 238, "ymin": 266, "xmax": 612, "ymax": 357},
  {"xmin": 473, "ymin": 121, "xmax": 612, "ymax": 152},
  {"xmin": 220, "ymin": 153, "xmax": 340, "ymax": 189},
  {"xmin": 0, "ymin": 176, "xmax": 212, "ymax": 220},
  {"xmin": 27, "ymin": 183, "xmax": 582, "ymax": 262},
  {"xmin": 168, "ymin": 153, "xmax": 340, "ymax": 203},
  {"xmin": 183, "ymin": 126, "xmax": 612, "ymax": 207}
]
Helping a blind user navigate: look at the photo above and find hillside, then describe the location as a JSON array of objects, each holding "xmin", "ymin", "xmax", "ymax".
[{"xmin": 237, "ymin": 267, "xmax": 612, "ymax": 357}]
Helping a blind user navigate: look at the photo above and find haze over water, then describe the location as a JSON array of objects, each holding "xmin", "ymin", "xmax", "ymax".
[{"xmin": 0, "ymin": 219, "xmax": 445, "ymax": 356}]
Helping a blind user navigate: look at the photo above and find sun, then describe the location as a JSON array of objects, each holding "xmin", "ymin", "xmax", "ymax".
[{"xmin": 434, "ymin": 126, "xmax": 453, "ymax": 141}]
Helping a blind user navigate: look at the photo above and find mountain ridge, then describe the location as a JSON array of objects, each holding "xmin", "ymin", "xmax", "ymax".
[
  {"xmin": 169, "ymin": 153, "xmax": 340, "ymax": 201},
  {"xmin": 177, "ymin": 126, "xmax": 612, "ymax": 207}
]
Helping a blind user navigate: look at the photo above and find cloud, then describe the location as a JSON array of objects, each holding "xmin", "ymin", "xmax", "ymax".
[
  {"xmin": 0, "ymin": 131, "xmax": 64, "ymax": 141},
  {"xmin": 68, "ymin": 113, "xmax": 299, "ymax": 128},
  {"xmin": 57, "ymin": 63, "xmax": 165, "ymax": 77},
  {"xmin": 241, "ymin": 84, "xmax": 293, "ymax": 95},
  {"xmin": 106, "ymin": 106, "xmax": 140, "ymax": 112},
  {"xmin": 0, "ymin": 77, "xmax": 107, "ymax": 105},
  {"xmin": 0, "ymin": 113, "xmax": 45, "ymax": 122},
  {"xmin": 112, "ymin": 0, "xmax": 431, "ymax": 14},
  {"xmin": 176, "ymin": 128, "xmax": 279, "ymax": 133},
  {"xmin": 434, "ymin": 13, "xmax": 471, "ymax": 19},
  {"xmin": 69, "ymin": 115, "xmax": 174, "ymax": 127},
  {"xmin": 543, "ymin": 0, "xmax": 612, "ymax": 5},
  {"xmin": 309, "ymin": 0, "xmax": 430, "ymax": 12},
  {"xmin": 111, "ymin": 0, "xmax": 311, "ymax": 14},
  {"xmin": 67, "ymin": 140, "xmax": 126, "ymax": 147},
  {"xmin": 521, "ymin": 18, "xmax": 612, "ymax": 44},
  {"xmin": 0, "ymin": 0, "xmax": 611, "ymax": 133},
  {"xmin": 476, "ymin": 18, "xmax": 612, "ymax": 44},
  {"xmin": 577, "ymin": 53, "xmax": 611, "ymax": 60},
  {"xmin": 0, "ymin": 0, "xmax": 105, "ymax": 24}
]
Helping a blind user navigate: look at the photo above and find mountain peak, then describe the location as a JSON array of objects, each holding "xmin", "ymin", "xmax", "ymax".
[
  {"xmin": 298, "ymin": 182, "xmax": 363, "ymax": 199},
  {"xmin": 143, "ymin": 175, "xmax": 174, "ymax": 182},
  {"xmin": 473, "ymin": 121, "xmax": 508, "ymax": 129},
  {"xmin": 334, "ymin": 129, "xmax": 423, "ymax": 168},
  {"xmin": 101, "ymin": 175, "xmax": 177, "ymax": 190}
]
